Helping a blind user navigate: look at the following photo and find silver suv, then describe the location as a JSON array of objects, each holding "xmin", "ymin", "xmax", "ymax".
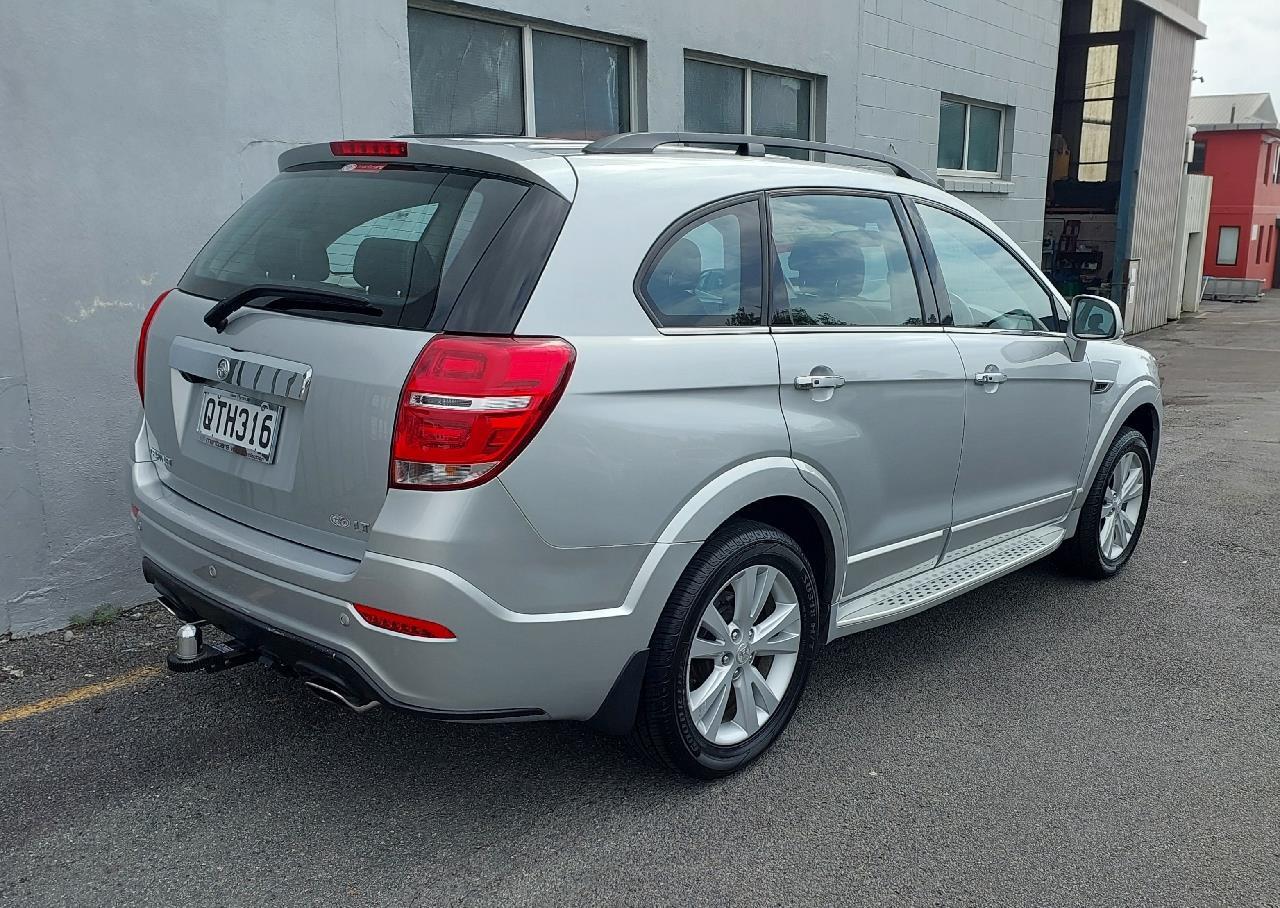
[{"xmin": 131, "ymin": 133, "xmax": 1161, "ymax": 777}]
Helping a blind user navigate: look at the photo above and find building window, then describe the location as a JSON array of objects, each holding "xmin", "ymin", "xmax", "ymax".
[
  {"xmin": 1258, "ymin": 225, "xmax": 1266, "ymax": 265},
  {"xmin": 937, "ymin": 98, "xmax": 1004, "ymax": 176},
  {"xmin": 1217, "ymin": 226, "xmax": 1240, "ymax": 266},
  {"xmin": 1270, "ymin": 144, "xmax": 1280, "ymax": 185},
  {"xmin": 407, "ymin": 7, "xmax": 633, "ymax": 140},
  {"xmin": 684, "ymin": 56, "xmax": 815, "ymax": 155},
  {"xmin": 1190, "ymin": 141, "xmax": 1207, "ymax": 175}
]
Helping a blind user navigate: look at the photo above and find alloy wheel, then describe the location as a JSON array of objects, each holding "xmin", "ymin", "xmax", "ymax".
[
  {"xmin": 1099, "ymin": 451, "xmax": 1144, "ymax": 561},
  {"xmin": 685, "ymin": 565, "xmax": 802, "ymax": 746}
]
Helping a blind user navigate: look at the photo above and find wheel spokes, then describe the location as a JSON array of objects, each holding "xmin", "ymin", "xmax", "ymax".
[
  {"xmin": 751, "ymin": 601, "xmax": 801, "ymax": 655},
  {"xmin": 732, "ymin": 673, "xmax": 760, "ymax": 735},
  {"xmin": 732, "ymin": 565, "xmax": 777, "ymax": 628},
  {"xmin": 689, "ymin": 666, "xmax": 733, "ymax": 738}
]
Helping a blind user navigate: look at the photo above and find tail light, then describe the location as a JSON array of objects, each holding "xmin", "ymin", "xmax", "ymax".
[
  {"xmin": 391, "ymin": 335, "xmax": 575, "ymax": 490},
  {"xmin": 354, "ymin": 603, "xmax": 455, "ymax": 640},
  {"xmin": 135, "ymin": 289, "xmax": 173, "ymax": 404}
]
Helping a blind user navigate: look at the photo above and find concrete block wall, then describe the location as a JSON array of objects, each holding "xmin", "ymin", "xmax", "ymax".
[
  {"xmin": 0, "ymin": 0, "xmax": 1066, "ymax": 633},
  {"xmin": 0, "ymin": 0, "xmax": 412, "ymax": 635},
  {"xmin": 857, "ymin": 0, "xmax": 1063, "ymax": 256}
]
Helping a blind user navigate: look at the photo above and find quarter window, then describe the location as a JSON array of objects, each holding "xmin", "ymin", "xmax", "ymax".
[
  {"xmin": 918, "ymin": 204, "xmax": 1064, "ymax": 332},
  {"xmin": 768, "ymin": 194, "xmax": 925, "ymax": 328},
  {"xmin": 408, "ymin": 8, "xmax": 632, "ymax": 140},
  {"xmin": 640, "ymin": 202, "xmax": 763, "ymax": 328}
]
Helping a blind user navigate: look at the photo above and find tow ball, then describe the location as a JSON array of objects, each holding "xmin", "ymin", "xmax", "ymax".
[{"xmin": 166, "ymin": 622, "xmax": 257, "ymax": 674}]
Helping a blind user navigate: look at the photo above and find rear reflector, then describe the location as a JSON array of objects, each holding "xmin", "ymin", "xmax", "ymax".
[
  {"xmin": 391, "ymin": 335, "xmax": 575, "ymax": 490},
  {"xmin": 329, "ymin": 140, "xmax": 408, "ymax": 157},
  {"xmin": 135, "ymin": 288, "xmax": 173, "ymax": 405},
  {"xmin": 353, "ymin": 603, "xmax": 455, "ymax": 639}
]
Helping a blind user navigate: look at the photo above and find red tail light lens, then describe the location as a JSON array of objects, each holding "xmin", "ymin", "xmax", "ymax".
[
  {"xmin": 329, "ymin": 140, "xmax": 408, "ymax": 157},
  {"xmin": 391, "ymin": 335, "xmax": 575, "ymax": 490},
  {"xmin": 135, "ymin": 289, "xmax": 173, "ymax": 405},
  {"xmin": 354, "ymin": 603, "xmax": 455, "ymax": 639}
]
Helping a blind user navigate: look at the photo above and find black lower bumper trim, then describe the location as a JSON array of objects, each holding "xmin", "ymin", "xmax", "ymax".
[{"xmin": 142, "ymin": 558, "xmax": 543, "ymax": 722}]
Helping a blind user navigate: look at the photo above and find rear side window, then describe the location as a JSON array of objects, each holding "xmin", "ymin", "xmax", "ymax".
[
  {"xmin": 179, "ymin": 164, "xmax": 561, "ymax": 332},
  {"xmin": 639, "ymin": 201, "xmax": 763, "ymax": 328},
  {"xmin": 768, "ymin": 194, "xmax": 925, "ymax": 328}
]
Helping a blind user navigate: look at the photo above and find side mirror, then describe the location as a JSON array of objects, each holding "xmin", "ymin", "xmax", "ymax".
[{"xmin": 1069, "ymin": 294, "xmax": 1124, "ymax": 342}]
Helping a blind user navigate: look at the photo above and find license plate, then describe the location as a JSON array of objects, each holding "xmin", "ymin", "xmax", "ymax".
[{"xmin": 196, "ymin": 388, "xmax": 282, "ymax": 463}]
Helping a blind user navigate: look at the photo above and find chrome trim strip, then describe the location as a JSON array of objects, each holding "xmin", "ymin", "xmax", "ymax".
[
  {"xmin": 771, "ymin": 325, "xmax": 945, "ymax": 334},
  {"xmin": 847, "ymin": 529, "xmax": 946, "ymax": 565},
  {"xmin": 170, "ymin": 337, "xmax": 313, "ymax": 402},
  {"xmin": 657, "ymin": 326, "xmax": 771, "ymax": 335},
  {"xmin": 944, "ymin": 327, "xmax": 1068, "ymax": 339},
  {"xmin": 951, "ymin": 489, "xmax": 1077, "ymax": 534}
]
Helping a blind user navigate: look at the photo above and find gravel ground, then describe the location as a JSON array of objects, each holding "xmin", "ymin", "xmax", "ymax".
[{"xmin": 1, "ymin": 297, "xmax": 1278, "ymax": 907}]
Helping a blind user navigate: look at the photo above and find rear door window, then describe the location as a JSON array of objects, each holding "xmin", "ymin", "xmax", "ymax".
[
  {"xmin": 768, "ymin": 193, "xmax": 925, "ymax": 327},
  {"xmin": 179, "ymin": 164, "xmax": 536, "ymax": 331}
]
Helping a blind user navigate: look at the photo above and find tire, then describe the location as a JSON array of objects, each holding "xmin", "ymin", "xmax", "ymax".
[
  {"xmin": 630, "ymin": 519, "xmax": 821, "ymax": 779},
  {"xmin": 1062, "ymin": 428, "xmax": 1152, "ymax": 579}
]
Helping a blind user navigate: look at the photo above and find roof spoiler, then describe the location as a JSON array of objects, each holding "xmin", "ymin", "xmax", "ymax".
[{"xmin": 277, "ymin": 140, "xmax": 571, "ymax": 199}]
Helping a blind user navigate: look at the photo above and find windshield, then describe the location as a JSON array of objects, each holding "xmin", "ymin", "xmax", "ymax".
[{"xmin": 179, "ymin": 164, "xmax": 530, "ymax": 330}]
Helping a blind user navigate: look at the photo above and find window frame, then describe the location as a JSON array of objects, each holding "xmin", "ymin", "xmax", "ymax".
[
  {"xmin": 632, "ymin": 192, "xmax": 771, "ymax": 334},
  {"xmin": 905, "ymin": 197, "xmax": 1070, "ymax": 337},
  {"xmin": 683, "ymin": 51, "xmax": 818, "ymax": 142},
  {"xmin": 937, "ymin": 97, "xmax": 1007, "ymax": 179},
  {"xmin": 407, "ymin": 2, "xmax": 637, "ymax": 138},
  {"xmin": 1216, "ymin": 225, "xmax": 1240, "ymax": 267},
  {"xmin": 764, "ymin": 188, "xmax": 941, "ymax": 331}
]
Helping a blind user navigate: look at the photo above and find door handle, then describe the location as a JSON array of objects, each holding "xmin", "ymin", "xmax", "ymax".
[
  {"xmin": 795, "ymin": 374, "xmax": 847, "ymax": 390},
  {"xmin": 973, "ymin": 369, "xmax": 1008, "ymax": 385}
]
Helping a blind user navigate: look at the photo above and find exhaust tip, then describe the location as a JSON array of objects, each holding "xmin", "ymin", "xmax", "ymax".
[{"xmin": 303, "ymin": 680, "xmax": 380, "ymax": 714}]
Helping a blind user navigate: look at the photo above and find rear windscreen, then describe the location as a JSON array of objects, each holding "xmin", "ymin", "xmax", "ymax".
[{"xmin": 179, "ymin": 163, "xmax": 563, "ymax": 331}]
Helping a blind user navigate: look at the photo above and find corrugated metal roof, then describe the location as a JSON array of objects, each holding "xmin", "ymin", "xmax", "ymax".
[{"xmin": 1188, "ymin": 93, "xmax": 1277, "ymax": 129}]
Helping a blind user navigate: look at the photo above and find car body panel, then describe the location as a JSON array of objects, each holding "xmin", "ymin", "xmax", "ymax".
[
  {"xmin": 941, "ymin": 331, "xmax": 1094, "ymax": 557},
  {"xmin": 774, "ymin": 330, "xmax": 966, "ymax": 596}
]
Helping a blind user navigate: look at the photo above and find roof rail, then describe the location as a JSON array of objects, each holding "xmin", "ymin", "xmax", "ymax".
[{"xmin": 582, "ymin": 132, "xmax": 940, "ymax": 188}]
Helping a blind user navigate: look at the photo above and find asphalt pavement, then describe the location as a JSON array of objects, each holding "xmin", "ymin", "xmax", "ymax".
[{"xmin": 2, "ymin": 296, "xmax": 1278, "ymax": 907}]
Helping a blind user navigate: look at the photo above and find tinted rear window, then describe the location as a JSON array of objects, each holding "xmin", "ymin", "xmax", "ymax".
[{"xmin": 179, "ymin": 163, "xmax": 563, "ymax": 332}]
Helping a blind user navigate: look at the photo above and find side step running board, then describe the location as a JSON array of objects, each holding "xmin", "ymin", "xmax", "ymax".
[{"xmin": 835, "ymin": 525, "xmax": 1065, "ymax": 634}]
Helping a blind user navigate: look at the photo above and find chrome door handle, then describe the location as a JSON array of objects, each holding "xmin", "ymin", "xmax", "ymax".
[
  {"xmin": 974, "ymin": 369, "xmax": 1008, "ymax": 385},
  {"xmin": 795, "ymin": 374, "xmax": 847, "ymax": 390}
]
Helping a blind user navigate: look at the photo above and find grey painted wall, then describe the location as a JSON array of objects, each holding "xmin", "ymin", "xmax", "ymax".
[
  {"xmin": 856, "ymin": 0, "xmax": 1062, "ymax": 256},
  {"xmin": 0, "ymin": 0, "xmax": 412, "ymax": 635},
  {"xmin": 1, "ymin": 0, "xmax": 1060, "ymax": 634}
]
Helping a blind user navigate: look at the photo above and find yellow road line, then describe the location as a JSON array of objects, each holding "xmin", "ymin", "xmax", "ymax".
[{"xmin": 0, "ymin": 666, "xmax": 163, "ymax": 725}]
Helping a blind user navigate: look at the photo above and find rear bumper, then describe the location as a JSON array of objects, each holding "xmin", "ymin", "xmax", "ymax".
[
  {"xmin": 131, "ymin": 456, "xmax": 665, "ymax": 722},
  {"xmin": 145, "ymin": 559, "xmax": 541, "ymax": 720}
]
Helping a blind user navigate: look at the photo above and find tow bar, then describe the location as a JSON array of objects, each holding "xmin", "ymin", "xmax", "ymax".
[{"xmin": 166, "ymin": 622, "xmax": 257, "ymax": 674}]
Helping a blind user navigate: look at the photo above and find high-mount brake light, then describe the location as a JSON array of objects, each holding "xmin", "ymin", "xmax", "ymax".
[
  {"xmin": 390, "ymin": 335, "xmax": 575, "ymax": 491},
  {"xmin": 329, "ymin": 140, "xmax": 408, "ymax": 157}
]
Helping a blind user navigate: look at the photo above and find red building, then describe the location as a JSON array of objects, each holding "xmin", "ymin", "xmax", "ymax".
[{"xmin": 1189, "ymin": 93, "xmax": 1280, "ymax": 290}]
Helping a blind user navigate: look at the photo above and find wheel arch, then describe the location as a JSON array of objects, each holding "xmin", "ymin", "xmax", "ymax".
[{"xmin": 1076, "ymin": 382, "xmax": 1163, "ymax": 509}]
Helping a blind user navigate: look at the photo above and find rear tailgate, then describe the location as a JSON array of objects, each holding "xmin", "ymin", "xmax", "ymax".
[
  {"xmin": 140, "ymin": 142, "xmax": 573, "ymax": 558},
  {"xmin": 144, "ymin": 293, "xmax": 428, "ymax": 558}
]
